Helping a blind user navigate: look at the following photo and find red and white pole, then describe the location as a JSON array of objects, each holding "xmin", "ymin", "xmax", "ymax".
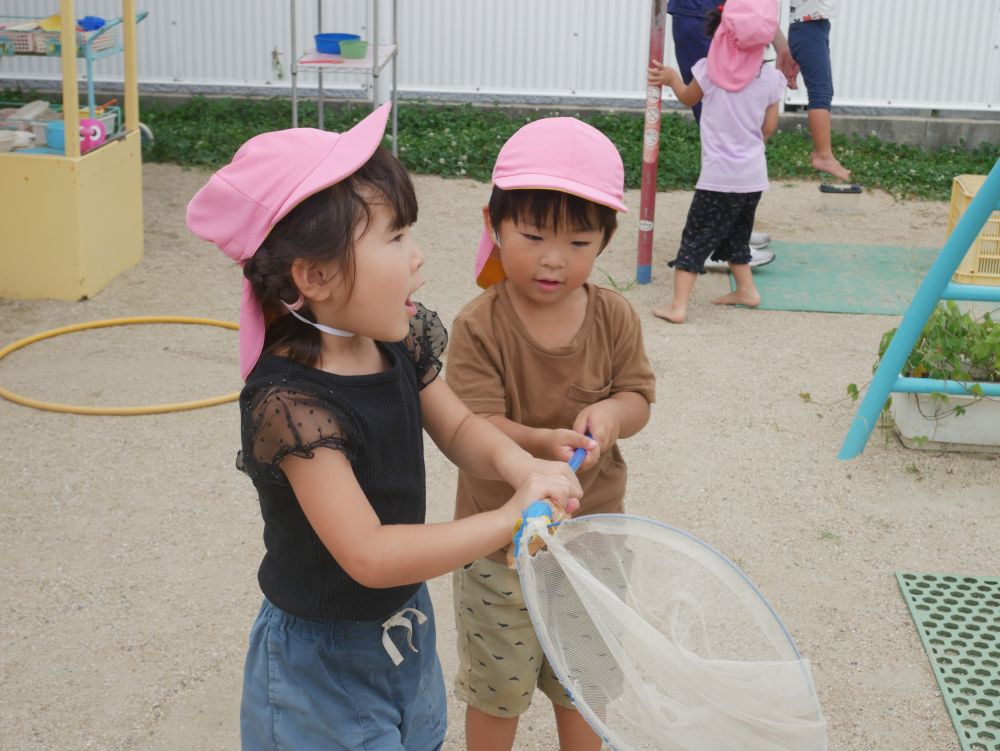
[{"xmin": 637, "ymin": 0, "xmax": 668, "ymax": 284}]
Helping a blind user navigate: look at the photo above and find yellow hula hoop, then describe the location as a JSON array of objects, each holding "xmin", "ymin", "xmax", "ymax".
[{"xmin": 0, "ymin": 316, "xmax": 240, "ymax": 416}]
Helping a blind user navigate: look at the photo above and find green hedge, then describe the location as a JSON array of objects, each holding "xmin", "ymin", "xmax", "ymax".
[{"xmin": 5, "ymin": 89, "xmax": 997, "ymax": 200}]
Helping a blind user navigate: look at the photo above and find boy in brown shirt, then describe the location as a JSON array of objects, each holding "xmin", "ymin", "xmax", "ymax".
[{"xmin": 445, "ymin": 117, "xmax": 656, "ymax": 751}]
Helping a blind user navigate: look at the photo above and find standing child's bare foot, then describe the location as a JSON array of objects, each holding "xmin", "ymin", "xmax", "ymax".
[
  {"xmin": 811, "ymin": 151, "xmax": 851, "ymax": 182},
  {"xmin": 711, "ymin": 289, "xmax": 761, "ymax": 307},
  {"xmin": 652, "ymin": 304, "xmax": 686, "ymax": 324}
]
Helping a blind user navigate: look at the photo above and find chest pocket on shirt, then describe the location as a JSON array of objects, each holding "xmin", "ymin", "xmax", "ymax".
[{"xmin": 563, "ymin": 381, "xmax": 612, "ymax": 423}]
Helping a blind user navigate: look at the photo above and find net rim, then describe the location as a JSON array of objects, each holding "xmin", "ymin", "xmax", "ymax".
[{"xmin": 515, "ymin": 512, "xmax": 811, "ymax": 750}]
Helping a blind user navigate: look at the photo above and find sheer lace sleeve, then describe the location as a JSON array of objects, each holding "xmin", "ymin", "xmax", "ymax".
[
  {"xmin": 403, "ymin": 302, "xmax": 448, "ymax": 388},
  {"xmin": 240, "ymin": 383, "xmax": 355, "ymax": 484}
]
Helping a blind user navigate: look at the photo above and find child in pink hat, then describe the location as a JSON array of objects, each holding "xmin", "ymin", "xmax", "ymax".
[
  {"xmin": 447, "ymin": 117, "xmax": 656, "ymax": 751},
  {"xmin": 186, "ymin": 104, "xmax": 586, "ymax": 750},
  {"xmin": 648, "ymin": 0, "xmax": 787, "ymax": 323}
]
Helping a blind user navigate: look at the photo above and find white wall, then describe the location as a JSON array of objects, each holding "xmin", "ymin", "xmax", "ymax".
[{"xmin": 2, "ymin": 0, "xmax": 998, "ymax": 111}]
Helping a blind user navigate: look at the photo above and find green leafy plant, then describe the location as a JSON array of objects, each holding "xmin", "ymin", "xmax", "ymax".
[
  {"xmin": 849, "ymin": 301, "xmax": 1000, "ymax": 421},
  {"xmin": 595, "ymin": 267, "xmax": 635, "ymax": 293},
  {"xmin": 879, "ymin": 301, "xmax": 1000, "ymax": 384}
]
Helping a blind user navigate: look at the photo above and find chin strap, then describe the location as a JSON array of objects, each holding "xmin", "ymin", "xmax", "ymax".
[{"xmin": 283, "ymin": 296, "xmax": 355, "ymax": 337}]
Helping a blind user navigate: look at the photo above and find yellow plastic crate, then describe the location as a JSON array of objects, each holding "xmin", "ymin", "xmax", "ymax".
[{"xmin": 948, "ymin": 174, "xmax": 1000, "ymax": 287}]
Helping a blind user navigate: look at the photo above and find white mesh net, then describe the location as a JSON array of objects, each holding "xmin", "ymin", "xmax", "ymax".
[{"xmin": 515, "ymin": 514, "xmax": 827, "ymax": 751}]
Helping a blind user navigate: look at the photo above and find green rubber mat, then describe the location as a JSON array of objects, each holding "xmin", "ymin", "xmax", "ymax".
[
  {"xmin": 728, "ymin": 241, "xmax": 939, "ymax": 314},
  {"xmin": 897, "ymin": 571, "xmax": 1000, "ymax": 751}
]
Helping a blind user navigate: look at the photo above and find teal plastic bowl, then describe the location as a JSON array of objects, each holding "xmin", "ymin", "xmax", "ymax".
[
  {"xmin": 46, "ymin": 120, "xmax": 66, "ymax": 150},
  {"xmin": 339, "ymin": 39, "xmax": 368, "ymax": 59},
  {"xmin": 314, "ymin": 33, "xmax": 360, "ymax": 54}
]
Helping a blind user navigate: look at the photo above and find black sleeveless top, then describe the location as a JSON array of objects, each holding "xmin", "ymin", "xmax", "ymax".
[{"xmin": 237, "ymin": 304, "xmax": 447, "ymax": 621}]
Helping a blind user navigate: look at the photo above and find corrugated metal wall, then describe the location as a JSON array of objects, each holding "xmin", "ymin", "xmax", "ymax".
[
  {"xmin": 784, "ymin": 0, "xmax": 1000, "ymax": 111},
  {"xmin": 2, "ymin": 0, "xmax": 998, "ymax": 111}
]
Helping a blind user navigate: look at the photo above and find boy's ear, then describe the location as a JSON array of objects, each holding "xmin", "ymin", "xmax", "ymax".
[
  {"xmin": 290, "ymin": 257, "xmax": 336, "ymax": 302},
  {"xmin": 598, "ymin": 225, "xmax": 618, "ymax": 255},
  {"xmin": 481, "ymin": 205, "xmax": 494, "ymax": 238}
]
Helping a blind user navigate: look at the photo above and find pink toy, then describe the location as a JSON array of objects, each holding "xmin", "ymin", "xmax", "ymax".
[{"xmin": 79, "ymin": 118, "xmax": 107, "ymax": 153}]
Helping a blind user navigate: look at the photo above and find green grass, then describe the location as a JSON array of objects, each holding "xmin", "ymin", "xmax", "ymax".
[{"xmin": 4, "ymin": 88, "xmax": 997, "ymax": 200}]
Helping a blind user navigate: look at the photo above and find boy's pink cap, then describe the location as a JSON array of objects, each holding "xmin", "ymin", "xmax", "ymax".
[
  {"xmin": 707, "ymin": 0, "xmax": 779, "ymax": 92},
  {"xmin": 474, "ymin": 117, "xmax": 627, "ymax": 288},
  {"xmin": 186, "ymin": 103, "xmax": 391, "ymax": 380}
]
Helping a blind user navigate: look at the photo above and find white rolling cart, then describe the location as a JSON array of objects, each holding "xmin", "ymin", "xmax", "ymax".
[{"xmin": 289, "ymin": 0, "xmax": 398, "ymax": 154}]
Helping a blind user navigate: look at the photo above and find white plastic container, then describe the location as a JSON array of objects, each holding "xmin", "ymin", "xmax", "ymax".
[
  {"xmin": 34, "ymin": 111, "xmax": 117, "ymax": 151},
  {"xmin": 31, "ymin": 121, "xmax": 48, "ymax": 146},
  {"xmin": 10, "ymin": 100, "xmax": 50, "ymax": 121},
  {"xmin": 892, "ymin": 392, "xmax": 1000, "ymax": 453}
]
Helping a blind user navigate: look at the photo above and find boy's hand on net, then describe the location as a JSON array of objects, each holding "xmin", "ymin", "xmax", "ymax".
[
  {"xmin": 545, "ymin": 429, "xmax": 599, "ymax": 469},
  {"xmin": 573, "ymin": 403, "xmax": 620, "ymax": 469}
]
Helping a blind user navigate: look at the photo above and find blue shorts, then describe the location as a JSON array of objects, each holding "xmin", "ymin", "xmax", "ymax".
[
  {"xmin": 670, "ymin": 13, "xmax": 712, "ymax": 124},
  {"xmin": 789, "ymin": 19, "xmax": 833, "ymax": 110},
  {"xmin": 240, "ymin": 583, "xmax": 446, "ymax": 751}
]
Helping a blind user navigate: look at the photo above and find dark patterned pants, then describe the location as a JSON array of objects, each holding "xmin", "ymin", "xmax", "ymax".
[{"xmin": 668, "ymin": 189, "xmax": 762, "ymax": 274}]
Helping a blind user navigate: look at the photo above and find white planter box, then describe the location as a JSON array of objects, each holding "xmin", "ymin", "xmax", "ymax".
[{"xmin": 891, "ymin": 392, "xmax": 1000, "ymax": 453}]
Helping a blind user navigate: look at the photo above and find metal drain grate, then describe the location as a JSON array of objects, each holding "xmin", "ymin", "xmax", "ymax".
[{"xmin": 897, "ymin": 572, "xmax": 1000, "ymax": 751}]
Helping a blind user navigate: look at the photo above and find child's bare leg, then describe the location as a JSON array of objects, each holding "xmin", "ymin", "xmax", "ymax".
[
  {"xmin": 652, "ymin": 268, "xmax": 698, "ymax": 324},
  {"xmin": 553, "ymin": 704, "xmax": 602, "ymax": 751},
  {"xmin": 711, "ymin": 263, "xmax": 761, "ymax": 307},
  {"xmin": 808, "ymin": 108, "xmax": 850, "ymax": 181},
  {"xmin": 466, "ymin": 706, "xmax": 518, "ymax": 751}
]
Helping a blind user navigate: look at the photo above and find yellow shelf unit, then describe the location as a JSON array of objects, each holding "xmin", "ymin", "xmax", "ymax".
[{"xmin": 0, "ymin": 0, "xmax": 143, "ymax": 301}]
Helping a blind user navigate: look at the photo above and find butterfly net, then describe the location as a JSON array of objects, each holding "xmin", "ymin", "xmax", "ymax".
[{"xmin": 515, "ymin": 514, "xmax": 827, "ymax": 751}]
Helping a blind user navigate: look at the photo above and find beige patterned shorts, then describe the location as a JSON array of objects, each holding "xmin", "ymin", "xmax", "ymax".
[{"xmin": 452, "ymin": 556, "xmax": 574, "ymax": 717}]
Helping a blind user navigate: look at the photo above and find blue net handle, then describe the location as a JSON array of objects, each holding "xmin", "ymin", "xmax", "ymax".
[{"xmin": 512, "ymin": 440, "xmax": 589, "ymax": 552}]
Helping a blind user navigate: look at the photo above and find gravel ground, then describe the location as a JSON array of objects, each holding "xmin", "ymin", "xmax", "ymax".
[{"xmin": 0, "ymin": 163, "xmax": 996, "ymax": 750}]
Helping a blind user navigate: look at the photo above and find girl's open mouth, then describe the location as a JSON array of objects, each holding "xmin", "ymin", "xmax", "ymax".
[{"xmin": 536, "ymin": 279, "xmax": 561, "ymax": 291}]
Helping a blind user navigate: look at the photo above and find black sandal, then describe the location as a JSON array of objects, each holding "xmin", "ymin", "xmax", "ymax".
[{"xmin": 819, "ymin": 183, "xmax": 863, "ymax": 194}]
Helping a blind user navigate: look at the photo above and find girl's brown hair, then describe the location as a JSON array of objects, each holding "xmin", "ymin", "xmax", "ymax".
[{"xmin": 705, "ymin": 3, "xmax": 725, "ymax": 37}]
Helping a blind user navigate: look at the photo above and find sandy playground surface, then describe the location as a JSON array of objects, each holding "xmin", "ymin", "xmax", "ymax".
[{"xmin": 1, "ymin": 163, "xmax": 998, "ymax": 751}]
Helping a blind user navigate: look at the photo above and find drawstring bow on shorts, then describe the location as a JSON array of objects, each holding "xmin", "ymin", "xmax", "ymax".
[{"xmin": 381, "ymin": 607, "xmax": 428, "ymax": 666}]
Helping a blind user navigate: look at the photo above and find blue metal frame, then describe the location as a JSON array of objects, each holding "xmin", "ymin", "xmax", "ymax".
[{"xmin": 839, "ymin": 159, "xmax": 1000, "ymax": 459}]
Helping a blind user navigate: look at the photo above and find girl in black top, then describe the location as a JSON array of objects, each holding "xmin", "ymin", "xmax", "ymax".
[{"xmin": 186, "ymin": 104, "xmax": 584, "ymax": 750}]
